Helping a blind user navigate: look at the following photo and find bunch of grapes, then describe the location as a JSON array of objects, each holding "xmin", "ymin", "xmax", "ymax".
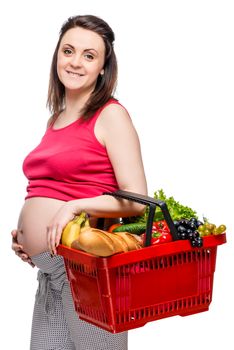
[{"xmin": 174, "ymin": 218, "xmax": 203, "ymax": 247}]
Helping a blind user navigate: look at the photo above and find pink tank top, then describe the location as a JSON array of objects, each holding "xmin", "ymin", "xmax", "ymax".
[{"xmin": 23, "ymin": 99, "xmax": 121, "ymax": 201}]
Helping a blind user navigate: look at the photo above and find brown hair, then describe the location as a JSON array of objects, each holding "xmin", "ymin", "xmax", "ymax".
[{"xmin": 47, "ymin": 15, "xmax": 118, "ymax": 119}]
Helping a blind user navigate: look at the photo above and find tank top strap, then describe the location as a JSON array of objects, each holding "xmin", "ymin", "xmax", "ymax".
[{"xmin": 87, "ymin": 98, "xmax": 123, "ymax": 128}]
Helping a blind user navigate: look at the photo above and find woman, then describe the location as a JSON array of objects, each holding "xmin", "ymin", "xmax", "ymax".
[{"xmin": 11, "ymin": 15, "xmax": 147, "ymax": 350}]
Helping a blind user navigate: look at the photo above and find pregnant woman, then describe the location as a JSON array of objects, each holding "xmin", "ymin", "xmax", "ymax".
[{"xmin": 11, "ymin": 15, "xmax": 147, "ymax": 350}]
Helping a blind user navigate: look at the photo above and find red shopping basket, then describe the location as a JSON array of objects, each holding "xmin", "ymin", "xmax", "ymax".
[{"xmin": 57, "ymin": 191, "xmax": 226, "ymax": 333}]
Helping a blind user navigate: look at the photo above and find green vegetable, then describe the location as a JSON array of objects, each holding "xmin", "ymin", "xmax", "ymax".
[
  {"xmin": 122, "ymin": 189, "xmax": 198, "ymax": 225},
  {"xmin": 153, "ymin": 189, "xmax": 198, "ymax": 221},
  {"xmin": 113, "ymin": 223, "xmax": 146, "ymax": 234}
]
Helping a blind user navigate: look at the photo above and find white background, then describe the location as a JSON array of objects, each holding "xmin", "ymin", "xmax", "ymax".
[{"xmin": 1, "ymin": 0, "xmax": 233, "ymax": 349}]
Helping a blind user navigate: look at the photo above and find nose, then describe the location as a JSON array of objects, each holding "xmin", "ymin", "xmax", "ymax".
[{"xmin": 70, "ymin": 53, "xmax": 82, "ymax": 68}]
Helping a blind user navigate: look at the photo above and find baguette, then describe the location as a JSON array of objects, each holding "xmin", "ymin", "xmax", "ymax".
[
  {"xmin": 71, "ymin": 228, "xmax": 142, "ymax": 257},
  {"xmin": 76, "ymin": 228, "xmax": 115, "ymax": 257},
  {"xmin": 105, "ymin": 232, "xmax": 129, "ymax": 253},
  {"xmin": 115, "ymin": 232, "xmax": 143, "ymax": 251}
]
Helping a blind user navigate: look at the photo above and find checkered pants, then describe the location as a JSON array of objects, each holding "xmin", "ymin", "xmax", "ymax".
[{"xmin": 30, "ymin": 252, "xmax": 128, "ymax": 350}]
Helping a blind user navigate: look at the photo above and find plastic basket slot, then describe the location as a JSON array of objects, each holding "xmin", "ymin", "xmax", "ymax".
[
  {"xmin": 67, "ymin": 260, "xmax": 97, "ymax": 277},
  {"xmin": 197, "ymin": 248, "xmax": 214, "ymax": 295},
  {"xmin": 116, "ymin": 265, "xmax": 131, "ymax": 324},
  {"xmin": 78, "ymin": 304, "xmax": 108, "ymax": 324}
]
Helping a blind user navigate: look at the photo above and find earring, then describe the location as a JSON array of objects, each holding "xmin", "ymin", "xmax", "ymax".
[{"xmin": 100, "ymin": 70, "xmax": 104, "ymax": 76}]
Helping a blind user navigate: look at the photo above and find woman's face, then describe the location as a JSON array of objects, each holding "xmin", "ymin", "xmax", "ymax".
[{"xmin": 57, "ymin": 27, "xmax": 105, "ymax": 94}]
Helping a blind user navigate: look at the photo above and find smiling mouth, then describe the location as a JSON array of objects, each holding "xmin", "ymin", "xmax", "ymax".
[{"xmin": 66, "ymin": 71, "xmax": 84, "ymax": 77}]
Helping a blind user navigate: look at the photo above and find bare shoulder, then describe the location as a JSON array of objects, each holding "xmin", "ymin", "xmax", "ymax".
[
  {"xmin": 95, "ymin": 102, "xmax": 139, "ymax": 146},
  {"xmin": 97, "ymin": 102, "xmax": 133, "ymax": 129}
]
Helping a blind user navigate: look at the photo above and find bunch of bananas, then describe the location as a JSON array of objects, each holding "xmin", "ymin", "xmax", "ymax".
[{"xmin": 61, "ymin": 212, "xmax": 89, "ymax": 247}]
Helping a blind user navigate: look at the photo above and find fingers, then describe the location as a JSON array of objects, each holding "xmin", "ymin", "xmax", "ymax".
[
  {"xmin": 15, "ymin": 248, "xmax": 28, "ymax": 259},
  {"xmin": 11, "ymin": 229, "xmax": 19, "ymax": 243},
  {"xmin": 47, "ymin": 226, "xmax": 56, "ymax": 255},
  {"xmin": 11, "ymin": 229, "xmax": 34, "ymax": 266},
  {"xmin": 21, "ymin": 255, "xmax": 35, "ymax": 267},
  {"xmin": 55, "ymin": 226, "xmax": 63, "ymax": 248},
  {"xmin": 11, "ymin": 234, "xmax": 23, "ymax": 252},
  {"xmin": 13, "ymin": 245, "xmax": 35, "ymax": 267},
  {"xmin": 14, "ymin": 246, "xmax": 34, "ymax": 266},
  {"xmin": 20, "ymin": 253, "xmax": 35, "ymax": 268},
  {"xmin": 12, "ymin": 242, "xmax": 24, "ymax": 252},
  {"xmin": 47, "ymin": 225, "xmax": 63, "ymax": 256}
]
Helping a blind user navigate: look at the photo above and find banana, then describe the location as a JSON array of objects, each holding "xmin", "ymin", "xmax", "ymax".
[
  {"xmin": 61, "ymin": 220, "xmax": 74, "ymax": 246},
  {"xmin": 61, "ymin": 212, "xmax": 86, "ymax": 247},
  {"xmin": 80, "ymin": 215, "xmax": 90, "ymax": 232}
]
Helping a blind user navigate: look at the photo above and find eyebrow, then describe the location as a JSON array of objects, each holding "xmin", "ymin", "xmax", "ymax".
[{"xmin": 63, "ymin": 43, "xmax": 98, "ymax": 54}]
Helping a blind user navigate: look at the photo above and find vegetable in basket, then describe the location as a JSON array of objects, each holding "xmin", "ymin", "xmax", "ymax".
[
  {"xmin": 153, "ymin": 189, "xmax": 198, "ymax": 222},
  {"xmin": 121, "ymin": 189, "xmax": 198, "ymax": 225},
  {"xmin": 109, "ymin": 222, "xmax": 146, "ymax": 235},
  {"xmin": 141, "ymin": 220, "xmax": 173, "ymax": 245},
  {"xmin": 116, "ymin": 189, "xmax": 226, "ymax": 248}
]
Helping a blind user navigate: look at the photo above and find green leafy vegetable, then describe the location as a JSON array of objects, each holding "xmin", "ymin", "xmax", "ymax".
[
  {"xmin": 153, "ymin": 189, "xmax": 198, "ymax": 221},
  {"xmin": 127, "ymin": 189, "xmax": 198, "ymax": 223}
]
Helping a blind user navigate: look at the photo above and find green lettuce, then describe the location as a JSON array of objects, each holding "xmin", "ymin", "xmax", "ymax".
[
  {"xmin": 125, "ymin": 189, "xmax": 198, "ymax": 224},
  {"xmin": 153, "ymin": 189, "xmax": 198, "ymax": 221}
]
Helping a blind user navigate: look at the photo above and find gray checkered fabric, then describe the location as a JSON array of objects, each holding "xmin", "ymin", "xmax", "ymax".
[{"xmin": 30, "ymin": 252, "xmax": 128, "ymax": 350}]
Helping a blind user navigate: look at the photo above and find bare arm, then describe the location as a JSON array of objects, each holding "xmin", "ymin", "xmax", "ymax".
[
  {"xmin": 70, "ymin": 104, "xmax": 147, "ymax": 216},
  {"xmin": 47, "ymin": 104, "xmax": 147, "ymax": 254}
]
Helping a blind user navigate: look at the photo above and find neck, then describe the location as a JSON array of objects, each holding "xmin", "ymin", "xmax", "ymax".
[{"xmin": 64, "ymin": 89, "xmax": 92, "ymax": 118}]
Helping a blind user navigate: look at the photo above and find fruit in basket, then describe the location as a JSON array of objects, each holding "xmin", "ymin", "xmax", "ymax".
[
  {"xmin": 61, "ymin": 212, "xmax": 86, "ymax": 247},
  {"xmin": 174, "ymin": 218, "xmax": 203, "ymax": 247},
  {"xmin": 214, "ymin": 224, "xmax": 226, "ymax": 235},
  {"xmin": 198, "ymin": 220, "xmax": 226, "ymax": 236}
]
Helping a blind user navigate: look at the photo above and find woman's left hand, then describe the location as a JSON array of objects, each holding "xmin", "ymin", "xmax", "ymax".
[
  {"xmin": 11, "ymin": 229, "xmax": 35, "ymax": 267},
  {"xmin": 47, "ymin": 201, "xmax": 78, "ymax": 255}
]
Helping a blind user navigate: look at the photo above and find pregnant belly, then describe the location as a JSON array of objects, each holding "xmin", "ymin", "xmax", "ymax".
[
  {"xmin": 17, "ymin": 197, "xmax": 118, "ymax": 257},
  {"xmin": 17, "ymin": 197, "xmax": 65, "ymax": 257}
]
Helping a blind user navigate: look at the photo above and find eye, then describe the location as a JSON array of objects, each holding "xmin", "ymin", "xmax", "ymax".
[
  {"xmin": 84, "ymin": 53, "xmax": 94, "ymax": 60},
  {"xmin": 63, "ymin": 48, "xmax": 73, "ymax": 55}
]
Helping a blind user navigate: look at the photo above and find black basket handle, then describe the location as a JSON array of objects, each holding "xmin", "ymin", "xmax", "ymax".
[{"xmin": 103, "ymin": 190, "xmax": 179, "ymax": 247}]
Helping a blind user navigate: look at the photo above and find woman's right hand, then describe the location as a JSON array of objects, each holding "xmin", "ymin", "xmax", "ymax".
[{"xmin": 11, "ymin": 230, "xmax": 35, "ymax": 267}]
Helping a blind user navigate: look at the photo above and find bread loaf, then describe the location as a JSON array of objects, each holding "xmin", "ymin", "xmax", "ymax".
[
  {"xmin": 76, "ymin": 228, "xmax": 115, "ymax": 257},
  {"xmin": 71, "ymin": 228, "xmax": 143, "ymax": 257},
  {"xmin": 105, "ymin": 232, "xmax": 129, "ymax": 253},
  {"xmin": 115, "ymin": 232, "xmax": 143, "ymax": 251}
]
